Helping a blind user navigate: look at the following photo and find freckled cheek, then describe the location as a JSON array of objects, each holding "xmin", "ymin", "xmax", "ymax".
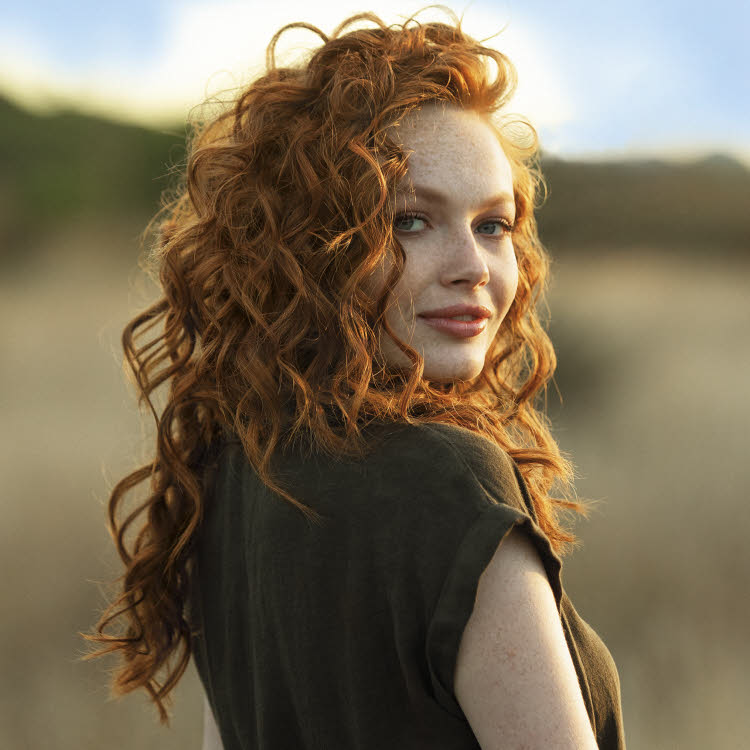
[
  {"xmin": 495, "ymin": 255, "xmax": 519, "ymax": 320},
  {"xmin": 508, "ymin": 260, "xmax": 520, "ymax": 301}
]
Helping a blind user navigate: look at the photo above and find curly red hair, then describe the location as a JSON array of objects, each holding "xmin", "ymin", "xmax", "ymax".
[{"xmin": 84, "ymin": 7, "xmax": 584, "ymax": 724}]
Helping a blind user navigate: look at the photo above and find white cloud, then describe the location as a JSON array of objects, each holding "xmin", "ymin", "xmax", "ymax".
[
  {"xmin": 476, "ymin": 17, "xmax": 576, "ymax": 141},
  {"xmin": 2, "ymin": 1, "xmax": 746, "ymax": 165},
  {"xmin": 0, "ymin": 0, "xmax": 576, "ymax": 134}
]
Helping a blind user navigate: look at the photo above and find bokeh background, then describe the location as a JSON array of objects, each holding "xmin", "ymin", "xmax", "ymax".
[{"xmin": 1, "ymin": 1, "xmax": 748, "ymax": 748}]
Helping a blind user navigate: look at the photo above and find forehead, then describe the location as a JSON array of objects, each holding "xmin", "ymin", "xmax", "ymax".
[{"xmin": 393, "ymin": 104, "xmax": 513, "ymax": 198}]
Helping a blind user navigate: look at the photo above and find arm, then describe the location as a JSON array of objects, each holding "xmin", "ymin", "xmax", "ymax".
[
  {"xmin": 202, "ymin": 689, "xmax": 225, "ymax": 750},
  {"xmin": 454, "ymin": 527, "xmax": 598, "ymax": 750}
]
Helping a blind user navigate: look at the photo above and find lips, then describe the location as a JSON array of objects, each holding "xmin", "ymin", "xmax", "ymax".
[
  {"xmin": 418, "ymin": 316, "xmax": 488, "ymax": 338},
  {"xmin": 418, "ymin": 304, "xmax": 492, "ymax": 320}
]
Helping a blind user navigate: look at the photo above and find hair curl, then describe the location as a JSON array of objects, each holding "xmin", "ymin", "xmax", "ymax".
[{"xmin": 83, "ymin": 6, "xmax": 585, "ymax": 724}]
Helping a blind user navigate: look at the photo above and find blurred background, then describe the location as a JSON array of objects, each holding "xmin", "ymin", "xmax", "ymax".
[{"xmin": 1, "ymin": 1, "xmax": 748, "ymax": 748}]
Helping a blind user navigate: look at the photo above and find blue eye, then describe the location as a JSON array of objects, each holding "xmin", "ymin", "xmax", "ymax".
[
  {"xmin": 394, "ymin": 214, "xmax": 514, "ymax": 236},
  {"xmin": 394, "ymin": 213, "xmax": 427, "ymax": 232},
  {"xmin": 476, "ymin": 220, "xmax": 514, "ymax": 236}
]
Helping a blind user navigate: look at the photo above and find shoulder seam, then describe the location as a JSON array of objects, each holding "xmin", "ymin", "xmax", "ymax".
[{"xmin": 420, "ymin": 423, "xmax": 521, "ymax": 513}]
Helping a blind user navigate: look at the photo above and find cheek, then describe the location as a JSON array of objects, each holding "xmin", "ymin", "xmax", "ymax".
[
  {"xmin": 361, "ymin": 245, "xmax": 403, "ymax": 301},
  {"xmin": 508, "ymin": 259, "xmax": 519, "ymax": 301},
  {"xmin": 496, "ymin": 252, "xmax": 519, "ymax": 311},
  {"xmin": 361, "ymin": 264, "xmax": 412, "ymax": 329},
  {"xmin": 381, "ymin": 259, "xmax": 421, "ymax": 315}
]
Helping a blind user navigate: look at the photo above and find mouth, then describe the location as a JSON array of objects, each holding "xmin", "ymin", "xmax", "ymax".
[{"xmin": 418, "ymin": 315, "xmax": 488, "ymax": 338}]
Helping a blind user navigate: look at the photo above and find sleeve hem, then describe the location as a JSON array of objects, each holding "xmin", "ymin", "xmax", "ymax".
[{"xmin": 425, "ymin": 504, "xmax": 563, "ymax": 717}]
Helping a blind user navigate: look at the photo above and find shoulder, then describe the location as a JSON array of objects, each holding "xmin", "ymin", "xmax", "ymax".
[
  {"xmin": 363, "ymin": 420, "xmax": 511, "ymax": 472},
  {"xmin": 366, "ymin": 421, "xmax": 527, "ymax": 515},
  {"xmin": 209, "ymin": 422, "xmax": 528, "ymax": 524},
  {"xmin": 350, "ymin": 422, "xmax": 525, "ymax": 517},
  {"xmin": 415, "ymin": 421, "xmax": 519, "ymax": 482}
]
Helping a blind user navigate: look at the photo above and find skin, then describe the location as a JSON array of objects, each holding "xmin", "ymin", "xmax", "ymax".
[
  {"xmin": 454, "ymin": 528, "xmax": 599, "ymax": 749},
  {"xmin": 366, "ymin": 102, "xmax": 519, "ymax": 383}
]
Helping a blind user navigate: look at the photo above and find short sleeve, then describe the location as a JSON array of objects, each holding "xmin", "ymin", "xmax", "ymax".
[
  {"xmin": 190, "ymin": 422, "xmax": 622, "ymax": 750},
  {"xmin": 424, "ymin": 486, "xmax": 563, "ymax": 717},
  {"xmin": 355, "ymin": 421, "xmax": 565, "ymax": 718}
]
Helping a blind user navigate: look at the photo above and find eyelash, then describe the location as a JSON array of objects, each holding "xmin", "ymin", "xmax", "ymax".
[{"xmin": 394, "ymin": 211, "xmax": 515, "ymax": 236}]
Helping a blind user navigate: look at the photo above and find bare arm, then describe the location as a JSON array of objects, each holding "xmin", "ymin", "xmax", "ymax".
[
  {"xmin": 454, "ymin": 527, "xmax": 598, "ymax": 750},
  {"xmin": 202, "ymin": 690, "xmax": 225, "ymax": 750}
]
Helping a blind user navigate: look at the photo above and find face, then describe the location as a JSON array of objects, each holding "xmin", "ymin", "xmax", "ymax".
[{"xmin": 368, "ymin": 104, "xmax": 519, "ymax": 383}]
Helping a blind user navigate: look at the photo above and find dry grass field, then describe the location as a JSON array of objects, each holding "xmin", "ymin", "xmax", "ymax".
[{"xmin": 1, "ymin": 226, "xmax": 748, "ymax": 749}]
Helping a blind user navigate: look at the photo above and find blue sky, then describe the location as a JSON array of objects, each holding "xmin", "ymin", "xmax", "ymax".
[{"xmin": 1, "ymin": 0, "xmax": 748, "ymax": 163}]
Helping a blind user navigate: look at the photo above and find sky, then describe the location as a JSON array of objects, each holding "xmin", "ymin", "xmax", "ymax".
[{"xmin": 1, "ymin": 0, "xmax": 748, "ymax": 164}]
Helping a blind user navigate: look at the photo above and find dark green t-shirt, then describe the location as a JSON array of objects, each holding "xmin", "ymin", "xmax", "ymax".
[{"xmin": 189, "ymin": 420, "xmax": 626, "ymax": 749}]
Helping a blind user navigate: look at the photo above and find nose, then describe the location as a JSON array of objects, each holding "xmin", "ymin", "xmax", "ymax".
[{"xmin": 439, "ymin": 223, "xmax": 490, "ymax": 288}]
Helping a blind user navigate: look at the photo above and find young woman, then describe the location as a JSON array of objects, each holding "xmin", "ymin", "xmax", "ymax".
[{"xmin": 87, "ymin": 9, "xmax": 626, "ymax": 749}]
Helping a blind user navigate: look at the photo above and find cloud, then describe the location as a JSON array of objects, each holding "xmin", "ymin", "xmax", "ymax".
[
  {"xmin": 0, "ymin": 0, "xmax": 576, "ymax": 135},
  {"xmin": 478, "ymin": 18, "xmax": 576, "ymax": 141},
  {"xmin": 1, "ymin": 0, "xmax": 747, "ymax": 165}
]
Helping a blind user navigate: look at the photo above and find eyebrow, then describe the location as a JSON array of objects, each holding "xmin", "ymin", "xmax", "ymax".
[{"xmin": 397, "ymin": 183, "xmax": 516, "ymax": 213}]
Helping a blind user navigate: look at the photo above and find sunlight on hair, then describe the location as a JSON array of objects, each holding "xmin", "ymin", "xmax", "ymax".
[{"xmin": 81, "ymin": 10, "xmax": 587, "ymax": 724}]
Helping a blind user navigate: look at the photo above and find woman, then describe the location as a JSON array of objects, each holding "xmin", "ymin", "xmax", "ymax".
[{"xmin": 86, "ymin": 9, "xmax": 626, "ymax": 749}]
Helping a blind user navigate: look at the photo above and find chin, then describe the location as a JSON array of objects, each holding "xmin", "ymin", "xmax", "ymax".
[
  {"xmin": 379, "ymin": 336, "xmax": 488, "ymax": 383},
  {"xmin": 422, "ymin": 359, "xmax": 485, "ymax": 383}
]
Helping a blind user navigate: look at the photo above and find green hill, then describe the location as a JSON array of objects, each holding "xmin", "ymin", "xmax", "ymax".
[
  {"xmin": 1, "ymin": 95, "xmax": 748, "ymax": 267},
  {"xmin": 538, "ymin": 153, "xmax": 750, "ymax": 253},
  {"xmin": 0, "ymin": 97, "xmax": 186, "ymax": 264}
]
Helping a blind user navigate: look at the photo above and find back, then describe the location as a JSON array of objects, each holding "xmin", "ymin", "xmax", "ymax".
[{"xmin": 188, "ymin": 420, "xmax": 625, "ymax": 749}]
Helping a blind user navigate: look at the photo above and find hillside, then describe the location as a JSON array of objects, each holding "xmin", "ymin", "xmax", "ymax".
[
  {"xmin": 1, "ymin": 95, "xmax": 748, "ymax": 267},
  {"xmin": 0, "ymin": 97, "xmax": 186, "ymax": 265},
  {"xmin": 538, "ymin": 153, "xmax": 750, "ymax": 252}
]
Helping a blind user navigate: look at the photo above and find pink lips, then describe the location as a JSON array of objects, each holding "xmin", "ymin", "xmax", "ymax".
[
  {"xmin": 418, "ymin": 317, "xmax": 488, "ymax": 338},
  {"xmin": 419, "ymin": 304, "xmax": 492, "ymax": 320},
  {"xmin": 417, "ymin": 303, "xmax": 492, "ymax": 338}
]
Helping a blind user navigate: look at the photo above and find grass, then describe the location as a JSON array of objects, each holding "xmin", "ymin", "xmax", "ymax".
[{"xmin": 1, "ymin": 226, "xmax": 748, "ymax": 748}]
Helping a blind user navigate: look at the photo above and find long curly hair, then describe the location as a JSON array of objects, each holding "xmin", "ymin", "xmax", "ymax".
[{"xmin": 84, "ymin": 7, "xmax": 585, "ymax": 724}]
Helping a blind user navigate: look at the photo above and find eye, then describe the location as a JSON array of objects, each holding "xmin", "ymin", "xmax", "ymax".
[
  {"xmin": 394, "ymin": 213, "xmax": 427, "ymax": 232},
  {"xmin": 476, "ymin": 219, "xmax": 514, "ymax": 237}
]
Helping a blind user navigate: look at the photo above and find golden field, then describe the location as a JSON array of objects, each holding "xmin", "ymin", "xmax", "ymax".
[
  {"xmin": 2, "ymin": 233, "xmax": 747, "ymax": 748},
  {"xmin": 1, "ymin": 98, "xmax": 748, "ymax": 747}
]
